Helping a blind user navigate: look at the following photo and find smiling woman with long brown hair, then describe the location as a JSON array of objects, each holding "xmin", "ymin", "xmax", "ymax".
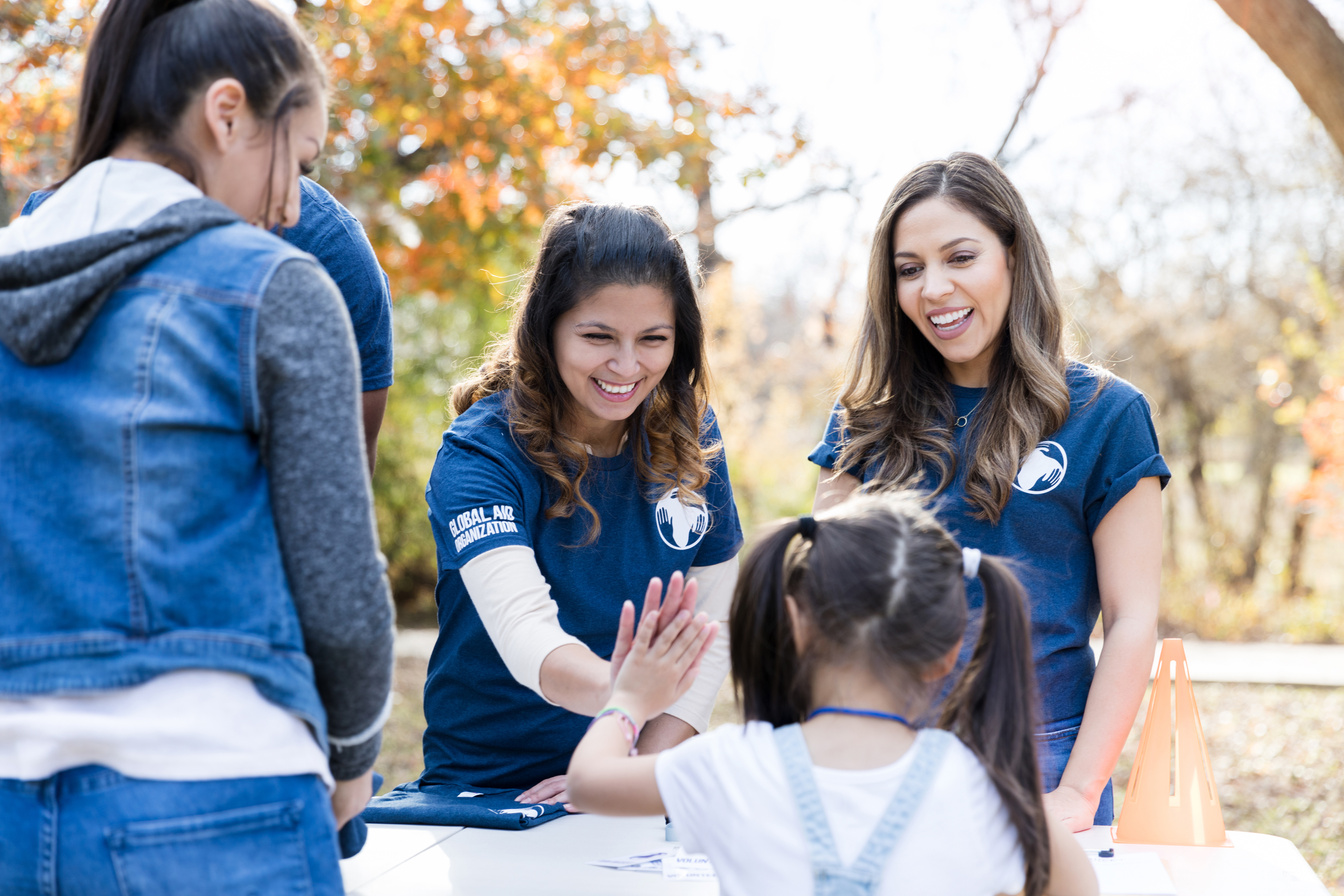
[
  {"xmin": 389, "ymin": 203, "xmax": 742, "ymax": 811},
  {"xmin": 812, "ymin": 152, "xmax": 1169, "ymax": 833}
]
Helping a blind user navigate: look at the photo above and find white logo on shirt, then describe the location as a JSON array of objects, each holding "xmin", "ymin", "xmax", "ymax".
[
  {"xmin": 449, "ymin": 504, "xmax": 520, "ymax": 553},
  {"xmin": 655, "ymin": 489, "xmax": 710, "ymax": 550},
  {"xmin": 1012, "ymin": 442, "xmax": 1068, "ymax": 494},
  {"xmin": 494, "ymin": 806, "xmax": 544, "ymax": 819}
]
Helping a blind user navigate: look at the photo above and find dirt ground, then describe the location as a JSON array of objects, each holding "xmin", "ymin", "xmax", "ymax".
[{"xmin": 377, "ymin": 657, "xmax": 1344, "ymax": 894}]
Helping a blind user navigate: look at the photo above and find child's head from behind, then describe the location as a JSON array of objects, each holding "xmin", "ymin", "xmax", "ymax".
[
  {"xmin": 730, "ymin": 492, "xmax": 968, "ymax": 725},
  {"xmin": 732, "ymin": 493, "xmax": 1051, "ymax": 896}
]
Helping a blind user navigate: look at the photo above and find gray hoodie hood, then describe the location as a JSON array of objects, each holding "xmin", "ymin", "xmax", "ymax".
[{"xmin": 0, "ymin": 159, "xmax": 242, "ymax": 366}]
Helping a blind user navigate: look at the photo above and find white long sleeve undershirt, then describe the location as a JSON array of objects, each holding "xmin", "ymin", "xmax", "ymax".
[{"xmin": 459, "ymin": 546, "xmax": 737, "ymax": 732}]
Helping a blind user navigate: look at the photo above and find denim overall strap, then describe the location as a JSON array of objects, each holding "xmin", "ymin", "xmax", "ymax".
[
  {"xmin": 773, "ymin": 724, "xmax": 953, "ymax": 896},
  {"xmin": 773, "ymin": 724, "xmax": 845, "ymax": 881},
  {"xmin": 845, "ymin": 728, "xmax": 952, "ymax": 884}
]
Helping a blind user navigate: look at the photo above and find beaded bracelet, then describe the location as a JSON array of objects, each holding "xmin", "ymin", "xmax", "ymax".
[{"xmin": 590, "ymin": 706, "xmax": 640, "ymax": 756}]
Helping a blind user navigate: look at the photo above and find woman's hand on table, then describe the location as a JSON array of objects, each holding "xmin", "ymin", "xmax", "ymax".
[
  {"xmin": 518, "ymin": 774, "xmax": 571, "ymax": 808},
  {"xmin": 1043, "ymin": 783, "xmax": 1099, "ymax": 833}
]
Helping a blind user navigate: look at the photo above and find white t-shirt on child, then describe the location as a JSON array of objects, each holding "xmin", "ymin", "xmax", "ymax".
[{"xmin": 654, "ymin": 722, "xmax": 1026, "ymax": 896}]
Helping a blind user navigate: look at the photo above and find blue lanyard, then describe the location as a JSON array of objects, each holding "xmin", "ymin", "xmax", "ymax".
[{"xmin": 806, "ymin": 706, "xmax": 913, "ymax": 727}]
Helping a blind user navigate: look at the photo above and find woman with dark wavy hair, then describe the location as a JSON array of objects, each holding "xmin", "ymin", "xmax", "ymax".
[
  {"xmin": 811, "ymin": 152, "xmax": 1168, "ymax": 832},
  {"xmin": 407, "ymin": 203, "xmax": 742, "ymax": 806}
]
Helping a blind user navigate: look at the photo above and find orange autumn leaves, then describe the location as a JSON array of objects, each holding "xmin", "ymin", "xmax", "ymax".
[
  {"xmin": 3, "ymin": 0, "xmax": 786, "ymax": 311},
  {"xmin": 0, "ymin": 1, "xmax": 95, "ymax": 193},
  {"xmin": 303, "ymin": 0, "xmax": 776, "ymax": 312}
]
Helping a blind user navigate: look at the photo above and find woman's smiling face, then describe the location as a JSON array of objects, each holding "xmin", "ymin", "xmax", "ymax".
[
  {"xmin": 552, "ymin": 282, "xmax": 676, "ymax": 455},
  {"xmin": 893, "ymin": 196, "xmax": 1014, "ymax": 388}
]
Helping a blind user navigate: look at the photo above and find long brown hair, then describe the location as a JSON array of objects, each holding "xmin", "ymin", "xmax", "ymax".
[
  {"xmin": 452, "ymin": 203, "xmax": 716, "ymax": 542},
  {"xmin": 835, "ymin": 152, "xmax": 1076, "ymax": 522},
  {"xmin": 729, "ymin": 493, "xmax": 1051, "ymax": 896}
]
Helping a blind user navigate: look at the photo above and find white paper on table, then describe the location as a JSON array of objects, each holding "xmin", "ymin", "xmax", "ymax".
[
  {"xmin": 1090, "ymin": 852, "xmax": 1177, "ymax": 895},
  {"xmin": 661, "ymin": 849, "xmax": 716, "ymax": 881},
  {"xmin": 589, "ymin": 848, "xmax": 676, "ymax": 873},
  {"xmin": 590, "ymin": 846, "xmax": 717, "ymax": 880}
]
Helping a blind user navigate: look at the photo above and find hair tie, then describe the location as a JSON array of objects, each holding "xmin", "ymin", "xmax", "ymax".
[
  {"xmin": 797, "ymin": 515, "xmax": 817, "ymax": 540},
  {"xmin": 962, "ymin": 547, "xmax": 982, "ymax": 579}
]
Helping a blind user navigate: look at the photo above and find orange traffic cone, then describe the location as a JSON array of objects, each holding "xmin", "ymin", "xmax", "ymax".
[{"xmin": 1113, "ymin": 638, "xmax": 1229, "ymax": 846}]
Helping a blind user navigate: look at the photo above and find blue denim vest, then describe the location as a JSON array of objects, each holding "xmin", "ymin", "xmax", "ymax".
[{"xmin": 0, "ymin": 221, "xmax": 328, "ymax": 749}]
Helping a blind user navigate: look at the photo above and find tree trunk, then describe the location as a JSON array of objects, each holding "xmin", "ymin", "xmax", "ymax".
[
  {"xmin": 1236, "ymin": 403, "xmax": 1285, "ymax": 584},
  {"xmin": 1284, "ymin": 459, "xmax": 1319, "ymax": 596},
  {"xmin": 692, "ymin": 180, "xmax": 724, "ymax": 279},
  {"xmin": 1164, "ymin": 353, "xmax": 1223, "ymax": 565},
  {"xmin": 1212, "ymin": 0, "xmax": 1344, "ymax": 157}
]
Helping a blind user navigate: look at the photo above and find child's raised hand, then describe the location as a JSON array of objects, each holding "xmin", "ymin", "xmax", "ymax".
[
  {"xmin": 643, "ymin": 570, "xmax": 699, "ymax": 635},
  {"xmin": 610, "ymin": 598, "xmax": 718, "ymax": 723},
  {"xmin": 610, "ymin": 571, "xmax": 699, "ymax": 687}
]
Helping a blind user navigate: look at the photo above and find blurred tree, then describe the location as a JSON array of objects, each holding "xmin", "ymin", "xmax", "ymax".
[
  {"xmin": 0, "ymin": 1, "xmax": 95, "ymax": 216},
  {"xmin": 2, "ymin": 0, "xmax": 805, "ymax": 611},
  {"xmin": 300, "ymin": 0, "xmax": 810, "ymax": 608},
  {"xmin": 994, "ymin": 0, "xmax": 1087, "ymax": 166},
  {"xmin": 1050, "ymin": 114, "xmax": 1344, "ymax": 602},
  {"xmin": 1212, "ymin": 0, "xmax": 1344, "ymax": 158},
  {"xmin": 300, "ymin": 0, "xmax": 781, "ymax": 314}
]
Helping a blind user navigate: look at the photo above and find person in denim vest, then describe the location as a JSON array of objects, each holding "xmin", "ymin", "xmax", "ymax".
[
  {"xmin": 21, "ymin": 174, "xmax": 396, "ymax": 473},
  {"xmin": 0, "ymin": 0, "xmax": 394, "ymax": 893},
  {"xmin": 810, "ymin": 153, "xmax": 1167, "ymax": 832}
]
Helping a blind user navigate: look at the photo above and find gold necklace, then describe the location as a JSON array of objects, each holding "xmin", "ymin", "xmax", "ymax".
[{"xmin": 955, "ymin": 398, "xmax": 984, "ymax": 428}]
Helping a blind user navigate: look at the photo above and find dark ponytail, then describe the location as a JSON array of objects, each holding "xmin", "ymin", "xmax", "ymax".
[
  {"xmin": 729, "ymin": 519, "xmax": 807, "ymax": 726},
  {"xmin": 939, "ymin": 555, "xmax": 1050, "ymax": 896},
  {"xmin": 70, "ymin": 0, "xmax": 324, "ymax": 180}
]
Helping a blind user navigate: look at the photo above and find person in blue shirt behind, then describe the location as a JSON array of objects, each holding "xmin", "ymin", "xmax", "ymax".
[
  {"xmin": 402, "ymin": 202, "xmax": 743, "ymax": 810},
  {"xmin": 22, "ymin": 170, "xmax": 394, "ymax": 472},
  {"xmin": 810, "ymin": 152, "xmax": 1169, "ymax": 832}
]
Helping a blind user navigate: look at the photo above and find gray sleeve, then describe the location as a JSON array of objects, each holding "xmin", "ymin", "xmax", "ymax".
[{"xmin": 256, "ymin": 258, "xmax": 396, "ymax": 780}]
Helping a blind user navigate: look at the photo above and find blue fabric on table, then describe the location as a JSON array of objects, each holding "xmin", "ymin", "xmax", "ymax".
[
  {"xmin": 337, "ymin": 772, "xmax": 383, "ymax": 858},
  {"xmin": 360, "ymin": 778, "xmax": 569, "ymax": 830}
]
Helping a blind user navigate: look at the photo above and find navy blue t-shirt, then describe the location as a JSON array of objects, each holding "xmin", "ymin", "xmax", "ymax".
[
  {"xmin": 422, "ymin": 391, "xmax": 743, "ymax": 789},
  {"xmin": 21, "ymin": 176, "xmax": 393, "ymax": 391},
  {"xmin": 809, "ymin": 364, "xmax": 1170, "ymax": 731}
]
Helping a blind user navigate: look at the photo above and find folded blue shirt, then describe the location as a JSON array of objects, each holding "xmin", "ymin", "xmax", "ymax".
[{"xmin": 360, "ymin": 777, "xmax": 569, "ymax": 830}]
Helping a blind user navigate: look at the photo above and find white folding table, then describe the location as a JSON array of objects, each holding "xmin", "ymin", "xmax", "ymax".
[{"xmin": 342, "ymin": 816, "xmax": 1329, "ymax": 895}]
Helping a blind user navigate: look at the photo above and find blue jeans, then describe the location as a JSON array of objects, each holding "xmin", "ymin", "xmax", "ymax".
[
  {"xmin": 0, "ymin": 767, "xmax": 342, "ymax": 896},
  {"xmin": 1037, "ymin": 724, "xmax": 1114, "ymax": 826}
]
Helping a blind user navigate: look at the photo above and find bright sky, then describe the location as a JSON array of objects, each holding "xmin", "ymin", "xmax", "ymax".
[{"xmin": 587, "ymin": 0, "xmax": 1344, "ymax": 311}]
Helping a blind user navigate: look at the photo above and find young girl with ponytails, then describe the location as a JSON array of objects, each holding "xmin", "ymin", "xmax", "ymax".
[{"xmin": 567, "ymin": 494, "xmax": 1097, "ymax": 896}]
